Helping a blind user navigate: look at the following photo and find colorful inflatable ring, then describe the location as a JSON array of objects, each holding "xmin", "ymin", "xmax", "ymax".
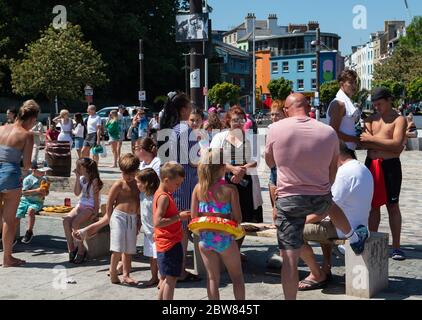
[{"xmin": 188, "ymin": 216, "xmax": 245, "ymax": 240}]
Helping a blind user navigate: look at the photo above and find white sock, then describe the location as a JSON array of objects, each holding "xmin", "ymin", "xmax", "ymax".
[{"xmin": 346, "ymin": 231, "xmax": 359, "ymax": 244}]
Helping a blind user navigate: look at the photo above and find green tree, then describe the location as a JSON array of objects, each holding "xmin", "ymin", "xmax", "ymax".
[
  {"xmin": 400, "ymin": 16, "xmax": 422, "ymax": 49},
  {"xmin": 320, "ymin": 80, "xmax": 339, "ymax": 105},
  {"xmin": 267, "ymin": 77, "xmax": 292, "ymax": 100},
  {"xmin": 208, "ymin": 82, "xmax": 240, "ymax": 106},
  {"xmin": 406, "ymin": 77, "xmax": 422, "ymax": 102},
  {"xmin": 353, "ymin": 89, "xmax": 370, "ymax": 107},
  {"xmin": 11, "ymin": 24, "xmax": 108, "ymax": 113}
]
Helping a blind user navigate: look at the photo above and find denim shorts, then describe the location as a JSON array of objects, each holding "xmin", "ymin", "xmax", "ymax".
[
  {"xmin": 157, "ymin": 242, "xmax": 183, "ymax": 277},
  {"xmin": 269, "ymin": 167, "xmax": 277, "ymax": 186},
  {"xmin": 74, "ymin": 137, "xmax": 84, "ymax": 150},
  {"xmin": 0, "ymin": 162, "xmax": 22, "ymax": 192},
  {"xmin": 275, "ymin": 193, "xmax": 332, "ymax": 250}
]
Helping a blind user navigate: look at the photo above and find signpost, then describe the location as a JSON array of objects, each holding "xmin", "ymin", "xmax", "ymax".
[
  {"xmin": 84, "ymin": 85, "xmax": 93, "ymax": 105},
  {"xmin": 139, "ymin": 90, "xmax": 146, "ymax": 101}
]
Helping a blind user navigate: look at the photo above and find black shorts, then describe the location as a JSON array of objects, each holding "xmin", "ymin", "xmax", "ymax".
[
  {"xmin": 157, "ymin": 242, "xmax": 183, "ymax": 277},
  {"xmin": 365, "ymin": 157, "xmax": 402, "ymax": 204}
]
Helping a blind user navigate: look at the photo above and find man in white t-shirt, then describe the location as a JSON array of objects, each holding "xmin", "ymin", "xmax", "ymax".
[
  {"xmin": 81, "ymin": 105, "xmax": 102, "ymax": 162},
  {"xmin": 298, "ymin": 141, "xmax": 374, "ymax": 291}
]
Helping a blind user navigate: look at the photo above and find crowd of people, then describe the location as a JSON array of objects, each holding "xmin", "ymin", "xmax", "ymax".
[{"xmin": 0, "ymin": 69, "xmax": 412, "ymax": 300}]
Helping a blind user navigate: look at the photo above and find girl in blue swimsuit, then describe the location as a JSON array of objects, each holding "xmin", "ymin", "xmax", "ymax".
[{"xmin": 191, "ymin": 148, "xmax": 245, "ymax": 300}]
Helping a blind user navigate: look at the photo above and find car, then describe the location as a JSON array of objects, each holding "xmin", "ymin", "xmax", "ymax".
[{"xmin": 96, "ymin": 106, "xmax": 137, "ymax": 140}]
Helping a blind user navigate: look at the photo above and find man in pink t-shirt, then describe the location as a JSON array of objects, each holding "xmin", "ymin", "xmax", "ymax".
[{"xmin": 265, "ymin": 93, "xmax": 369, "ymax": 300}]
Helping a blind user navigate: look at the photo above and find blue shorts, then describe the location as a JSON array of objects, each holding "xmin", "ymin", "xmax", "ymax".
[
  {"xmin": 269, "ymin": 167, "xmax": 277, "ymax": 186},
  {"xmin": 16, "ymin": 198, "xmax": 43, "ymax": 218},
  {"xmin": 157, "ymin": 242, "xmax": 183, "ymax": 277},
  {"xmin": 0, "ymin": 162, "xmax": 22, "ymax": 192},
  {"xmin": 74, "ymin": 137, "xmax": 84, "ymax": 150}
]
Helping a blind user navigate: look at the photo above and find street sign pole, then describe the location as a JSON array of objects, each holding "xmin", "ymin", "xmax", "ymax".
[
  {"xmin": 139, "ymin": 39, "xmax": 144, "ymax": 107},
  {"xmin": 190, "ymin": 0, "xmax": 204, "ymax": 109}
]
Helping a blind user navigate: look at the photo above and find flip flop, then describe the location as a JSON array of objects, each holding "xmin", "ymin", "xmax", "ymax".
[
  {"xmin": 298, "ymin": 278, "xmax": 328, "ymax": 291},
  {"xmin": 3, "ymin": 258, "xmax": 26, "ymax": 268},
  {"xmin": 144, "ymin": 279, "xmax": 160, "ymax": 288}
]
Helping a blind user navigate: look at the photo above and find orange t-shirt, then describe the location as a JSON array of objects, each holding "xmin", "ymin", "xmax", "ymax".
[{"xmin": 153, "ymin": 191, "xmax": 182, "ymax": 252}]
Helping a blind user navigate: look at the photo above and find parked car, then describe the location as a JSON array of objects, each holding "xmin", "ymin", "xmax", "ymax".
[{"xmin": 96, "ymin": 106, "xmax": 137, "ymax": 140}]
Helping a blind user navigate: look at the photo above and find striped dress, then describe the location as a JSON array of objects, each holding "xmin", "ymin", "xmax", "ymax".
[{"xmin": 169, "ymin": 123, "xmax": 198, "ymax": 212}]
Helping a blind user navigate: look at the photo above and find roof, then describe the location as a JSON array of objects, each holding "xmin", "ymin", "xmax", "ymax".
[
  {"xmin": 223, "ymin": 20, "xmax": 269, "ymax": 36},
  {"xmin": 214, "ymin": 40, "xmax": 251, "ymax": 58}
]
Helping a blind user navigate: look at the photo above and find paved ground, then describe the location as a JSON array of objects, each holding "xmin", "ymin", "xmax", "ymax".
[{"xmin": 1, "ymin": 139, "xmax": 422, "ymax": 300}]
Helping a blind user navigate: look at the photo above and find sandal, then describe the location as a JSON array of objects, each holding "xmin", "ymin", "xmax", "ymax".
[
  {"xmin": 73, "ymin": 250, "xmax": 87, "ymax": 264},
  {"xmin": 298, "ymin": 278, "xmax": 328, "ymax": 291}
]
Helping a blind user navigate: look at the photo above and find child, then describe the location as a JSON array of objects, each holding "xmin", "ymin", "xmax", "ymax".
[
  {"xmin": 17, "ymin": 162, "xmax": 51, "ymax": 244},
  {"xmin": 107, "ymin": 153, "xmax": 141, "ymax": 285},
  {"xmin": 136, "ymin": 137, "xmax": 161, "ymax": 177},
  {"xmin": 191, "ymin": 148, "xmax": 245, "ymax": 300},
  {"xmin": 63, "ymin": 157, "xmax": 103, "ymax": 264},
  {"xmin": 153, "ymin": 162, "xmax": 191, "ymax": 300},
  {"xmin": 136, "ymin": 168, "xmax": 160, "ymax": 287},
  {"xmin": 268, "ymin": 99, "xmax": 285, "ymax": 224}
]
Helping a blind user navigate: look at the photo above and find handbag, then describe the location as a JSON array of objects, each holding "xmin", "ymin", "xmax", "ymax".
[{"xmin": 100, "ymin": 141, "xmax": 107, "ymax": 158}]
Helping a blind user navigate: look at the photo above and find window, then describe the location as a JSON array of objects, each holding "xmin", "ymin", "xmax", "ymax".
[
  {"xmin": 297, "ymin": 60, "xmax": 304, "ymax": 72},
  {"xmin": 240, "ymin": 78, "xmax": 245, "ymax": 88},
  {"xmin": 311, "ymin": 60, "xmax": 317, "ymax": 71},
  {"xmin": 311, "ymin": 79, "xmax": 317, "ymax": 90},
  {"xmin": 282, "ymin": 61, "xmax": 289, "ymax": 73},
  {"xmin": 298, "ymin": 79, "xmax": 304, "ymax": 91},
  {"xmin": 271, "ymin": 62, "xmax": 279, "ymax": 73}
]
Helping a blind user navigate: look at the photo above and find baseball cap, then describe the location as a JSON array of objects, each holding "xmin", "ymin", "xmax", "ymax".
[
  {"xmin": 31, "ymin": 161, "xmax": 52, "ymax": 172},
  {"xmin": 371, "ymin": 87, "xmax": 393, "ymax": 102}
]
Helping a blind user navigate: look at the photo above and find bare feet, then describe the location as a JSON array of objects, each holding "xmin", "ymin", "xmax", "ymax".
[
  {"xmin": 3, "ymin": 256, "xmax": 26, "ymax": 268},
  {"xmin": 110, "ymin": 274, "xmax": 121, "ymax": 284},
  {"xmin": 122, "ymin": 276, "xmax": 139, "ymax": 286}
]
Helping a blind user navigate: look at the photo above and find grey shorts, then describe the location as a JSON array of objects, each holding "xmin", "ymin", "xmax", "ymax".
[
  {"xmin": 83, "ymin": 133, "xmax": 97, "ymax": 147},
  {"xmin": 275, "ymin": 193, "xmax": 332, "ymax": 250}
]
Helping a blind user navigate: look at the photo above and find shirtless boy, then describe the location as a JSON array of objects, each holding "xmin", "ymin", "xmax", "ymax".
[
  {"xmin": 106, "ymin": 153, "xmax": 141, "ymax": 284},
  {"xmin": 360, "ymin": 87, "xmax": 407, "ymax": 261}
]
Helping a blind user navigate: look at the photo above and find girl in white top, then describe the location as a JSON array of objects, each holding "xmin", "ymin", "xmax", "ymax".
[
  {"xmin": 135, "ymin": 137, "xmax": 161, "ymax": 177},
  {"xmin": 136, "ymin": 168, "xmax": 161, "ymax": 287},
  {"xmin": 63, "ymin": 158, "xmax": 102, "ymax": 264},
  {"xmin": 54, "ymin": 109, "xmax": 74, "ymax": 144},
  {"xmin": 72, "ymin": 113, "xmax": 86, "ymax": 158}
]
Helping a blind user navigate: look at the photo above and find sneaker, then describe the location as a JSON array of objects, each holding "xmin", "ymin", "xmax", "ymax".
[
  {"xmin": 392, "ymin": 249, "xmax": 406, "ymax": 261},
  {"xmin": 21, "ymin": 230, "xmax": 34, "ymax": 244},
  {"xmin": 349, "ymin": 225, "xmax": 369, "ymax": 255}
]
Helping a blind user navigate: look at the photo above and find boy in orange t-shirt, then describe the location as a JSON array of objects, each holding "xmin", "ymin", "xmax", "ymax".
[{"xmin": 153, "ymin": 161, "xmax": 191, "ymax": 300}]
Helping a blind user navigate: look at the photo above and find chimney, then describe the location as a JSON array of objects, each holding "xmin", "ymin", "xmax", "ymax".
[
  {"xmin": 267, "ymin": 14, "xmax": 278, "ymax": 34},
  {"xmin": 245, "ymin": 13, "xmax": 255, "ymax": 34}
]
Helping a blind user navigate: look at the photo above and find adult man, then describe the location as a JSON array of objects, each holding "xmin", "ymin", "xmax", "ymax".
[
  {"xmin": 81, "ymin": 105, "xmax": 102, "ymax": 163},
  {"xmin": 265, "ymin": 93, "xmax": 369, "ymax": 300},
  {"xmin": 5, "ymin": 108, "xmax": 17, "ymax": 125},
  {"xmin": 327, "ymin": 69, "xmax": 360, "ymax": 155},
  {"xmin": 137, "ymin": 108, "xmax": 149, "ymax": 140},
  {"xmin": 360, "ymin": 87, "xmax": 407, "ymax": 260},
  {"xmin": 298, "ymin": 142, "xmax": 374, "ymax": 290}
]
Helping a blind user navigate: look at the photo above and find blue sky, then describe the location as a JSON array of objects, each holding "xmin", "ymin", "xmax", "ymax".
[{"xmin": 209, "ymin": 0, "xmax": 422, "ymax": 55}]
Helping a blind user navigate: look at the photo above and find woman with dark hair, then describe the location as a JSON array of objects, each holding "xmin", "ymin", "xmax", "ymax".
[
  {"xmin": 159, "ymin": 91, "xmax": 201, "ymax": 281},
  {"xmin": 73, "ymin": 113, "xmax": 86, "ymax": 159},
  {"xmin": 210, "ymin": 105, "xmax": 263, "ymax": 258},
  {"xmin": 0, "ymin": 100, "xmax": 40, "ymax": 267}
]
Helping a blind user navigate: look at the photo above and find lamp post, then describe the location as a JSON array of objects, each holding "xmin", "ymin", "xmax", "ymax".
[
  {"xmin": 252, "ymin": 14, "xmax": 256, "ymax": 115},
  {"xmin": 315, "ymin": 28, "xmax": 321, "ymax": 121}
]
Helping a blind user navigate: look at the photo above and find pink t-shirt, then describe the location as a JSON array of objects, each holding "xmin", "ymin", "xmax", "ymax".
[{"xmin": 265, "ymin": 116, "xmax": 339, "ymax": 198}]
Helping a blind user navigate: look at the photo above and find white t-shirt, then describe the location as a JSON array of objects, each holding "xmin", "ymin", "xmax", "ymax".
[
  {"xmin": 87, "ymin": 115, "xmax": 102, "ymax": 134},
  {"xmin": 139, "ymin": 157, "xmax": 161, "ymax": 178},
  {"xmin": 140, "ymin": 193, "xmax": 154, "ymax": 236},
  {"xmin": 72, "ymin": 123, "xmax": 85, "ymax": 138},
  {"xmin": 330, "ymin": 159, "xmax": 374, "ymax": 238}
]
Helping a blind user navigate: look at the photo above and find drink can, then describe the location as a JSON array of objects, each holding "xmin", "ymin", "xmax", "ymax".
[{"xmin": 64, "ymin": 198, "xmax": 71, "ymax": 207}]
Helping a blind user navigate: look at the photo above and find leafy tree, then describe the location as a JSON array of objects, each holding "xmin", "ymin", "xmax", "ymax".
[
  {"xmin": 11, "ymin": 24, "xmax": 108, "ymax": 115},
  {"xmin": 353, "ymin": 89, "xmax": 370, "ymax": 107},
  {"xmin": 320, "ymin": 80, "xmax": 339, "ymax": 105},
  {"xmin": 400, "ymin": 16, "xmax": 422, "ymax": 49},
  {"xmin": 372, "ymin": 79, "xmax": 405, "ymax": 101},
  {"xmin": 406, "ymin": 77, "xmax": 422, "ymax": 102},
  {"xmin": 267, "ymin": 77, "xmax": 292, "ymax": 100},
  {"xmin": 208, "ymin": 82, "xmax": 240, "ymax": 106}
]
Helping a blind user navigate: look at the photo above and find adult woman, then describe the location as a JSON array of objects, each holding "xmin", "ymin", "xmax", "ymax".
[
  {"xmin": 72, "ymin": 113, "xmax": 86, "ymax": 159},
  {"xmin": 406, "ymin": 113, "xmax": 418, "ymax": 138},
  {"xmin": 210, "ymin": 106, "xmax": 263, "ymax": 256},
  {"xmin": 159, "ymin": 91, "xmax": 200, "ymax": 281},
  {"xmin": 0, "ymin": 100, "xmax": 39, "ymax": 267},
  {"xmin": 105, "ymin": 110, "xmax": 121, "ymax": 168},
  {"xmin": 53, "ymin": 109, "xmax": 73, "ymax": 144}
]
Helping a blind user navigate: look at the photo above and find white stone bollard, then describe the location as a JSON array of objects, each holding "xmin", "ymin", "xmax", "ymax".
[{"xmin": 345, "ymin": 232, "xmax": 389, "ymax": 298}]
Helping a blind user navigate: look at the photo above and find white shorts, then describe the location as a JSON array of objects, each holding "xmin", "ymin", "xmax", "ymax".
[
  {"xmin": 143, "ymin": 233, "xmax": 157, "ymax": 258},
  {"xmin": 110, "ymin": 209, "xmax": 138, "ymax": 254}
]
